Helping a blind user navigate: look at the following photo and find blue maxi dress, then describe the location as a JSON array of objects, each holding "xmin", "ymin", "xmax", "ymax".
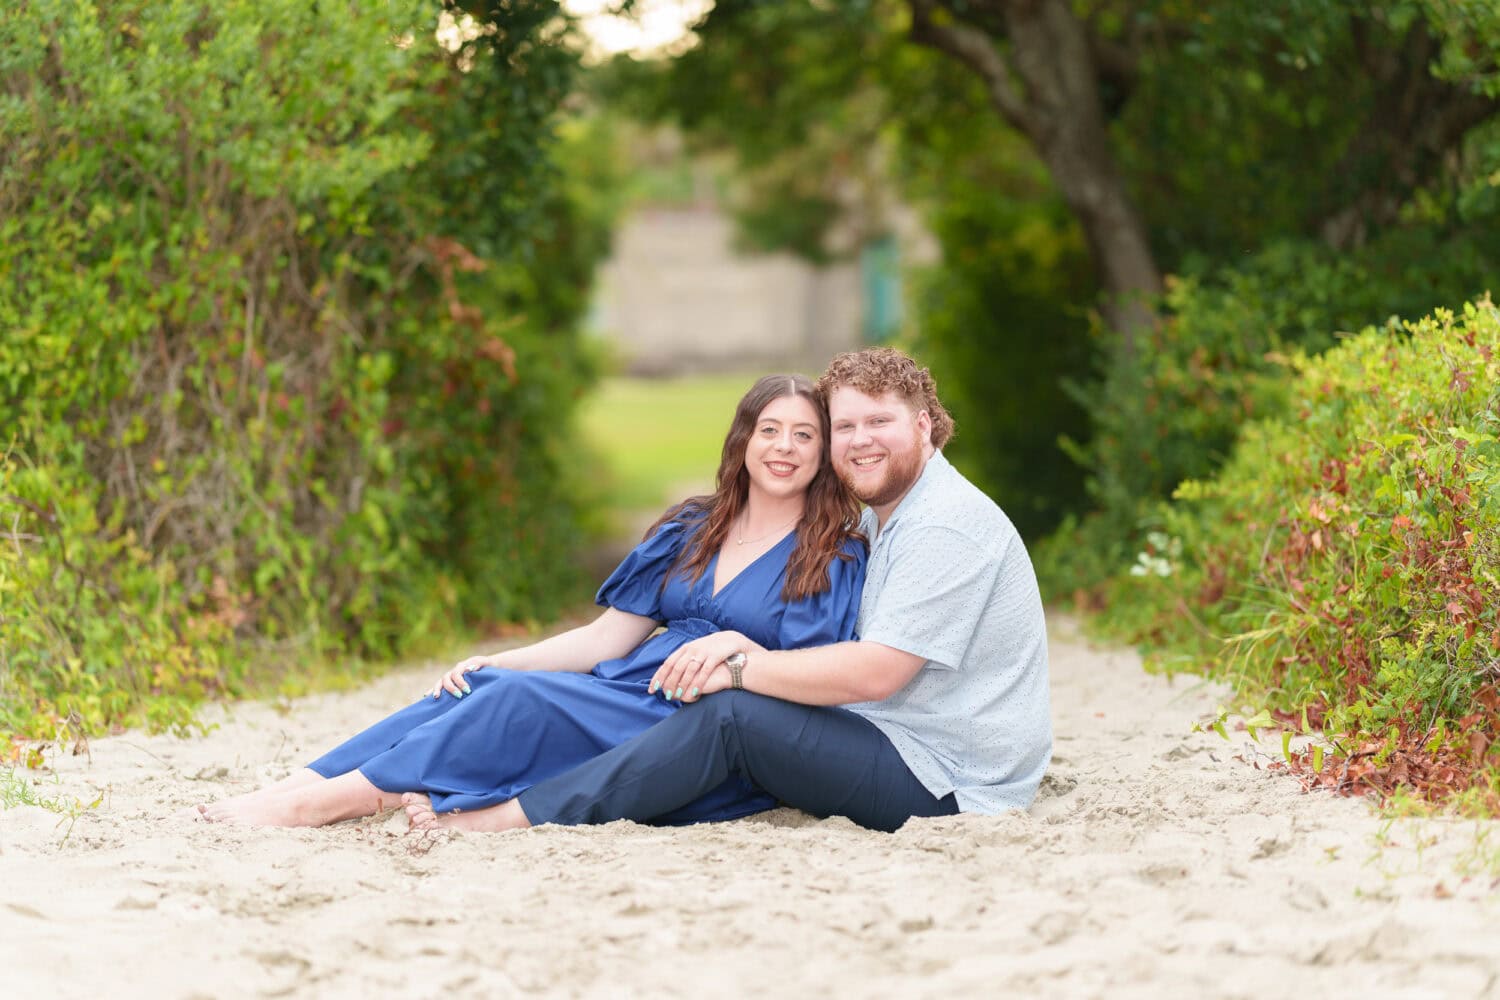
[{"xmin": 308, "ymin": 516, "xmax": 867, "ymax": 822}]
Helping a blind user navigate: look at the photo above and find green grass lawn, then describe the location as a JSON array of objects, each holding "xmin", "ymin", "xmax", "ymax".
[{"xmin": 578, "ymin": 373, "xmax": 764, "ymax": 537}]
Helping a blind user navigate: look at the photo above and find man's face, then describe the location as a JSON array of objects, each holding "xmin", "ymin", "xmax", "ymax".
[{"xmin": 828, "ymin": 387, "xmax": 931, "ymax": 516}]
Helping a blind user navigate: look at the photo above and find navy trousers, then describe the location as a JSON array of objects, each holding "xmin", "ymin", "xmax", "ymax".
[{"xmin": 516, "ymin": 690, "xmax": 958, "ymax": 833}]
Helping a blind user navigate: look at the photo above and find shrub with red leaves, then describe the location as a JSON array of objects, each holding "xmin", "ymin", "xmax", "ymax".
[{"xmin": 1098, "ymin": 298, "xmax": 1500, "ymax": 809}]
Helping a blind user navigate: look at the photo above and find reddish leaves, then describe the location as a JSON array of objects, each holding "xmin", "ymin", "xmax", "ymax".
[{"xmin": 1272, "ymin": 685, "xmax": 1500, "ymax": 810}]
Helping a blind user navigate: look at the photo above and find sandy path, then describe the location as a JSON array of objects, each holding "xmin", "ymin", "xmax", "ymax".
[{"xmin": 2, "ymin": 618, "xmax": 1497, "ymax": 999}]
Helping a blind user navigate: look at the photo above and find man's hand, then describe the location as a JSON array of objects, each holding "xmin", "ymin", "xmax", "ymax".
[{"xmin": 651, "ymin": 631, "xmax": 765, "ymax": 702}]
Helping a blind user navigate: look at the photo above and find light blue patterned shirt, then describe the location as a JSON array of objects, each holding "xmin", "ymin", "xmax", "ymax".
[{"xmin": 848, "ymin": 451, "xmax": 1052, "ymax": 813}]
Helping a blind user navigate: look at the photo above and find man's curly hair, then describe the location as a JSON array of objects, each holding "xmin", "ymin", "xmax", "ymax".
[{"xmin": 815, "ymin": 348, "xmax": 954, "ymax": 448}]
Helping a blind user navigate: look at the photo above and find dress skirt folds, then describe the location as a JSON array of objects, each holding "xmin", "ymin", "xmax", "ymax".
[{"xmin": 308, "ymin": 515, "xmax": 866, "ymax": 823}]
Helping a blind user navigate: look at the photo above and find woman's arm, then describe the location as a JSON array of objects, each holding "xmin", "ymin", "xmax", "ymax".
[{"xmin": 430, "ymin": 607, "xmax": 659, "ymax": 698}]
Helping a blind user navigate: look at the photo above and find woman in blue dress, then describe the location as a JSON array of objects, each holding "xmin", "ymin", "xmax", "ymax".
[{"xmin": 192, "ymin": 374, "xmax": 866, "ymax": 827}]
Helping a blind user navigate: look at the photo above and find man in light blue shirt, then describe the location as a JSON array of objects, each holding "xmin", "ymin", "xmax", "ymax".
[
  {"xmin": 845, "ymin": 445, "xmax": 1051, "ymax": 814},
  {"xmin": 406, "ymin": 348, "xmax": 1052, "ymax": 832}
]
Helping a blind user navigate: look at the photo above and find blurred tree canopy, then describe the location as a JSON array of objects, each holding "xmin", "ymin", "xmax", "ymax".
[{"xmin": 593, "ymin": 0, "xmax": 1500, "ymax": 543}]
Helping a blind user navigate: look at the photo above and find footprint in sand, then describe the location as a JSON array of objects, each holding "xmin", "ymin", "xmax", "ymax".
[
  {"xmin": 1251, "ymin": 835, "xmax": 1292, "ymax": 860},
  {"xmin": 1136, "ymin": 862, "xmax": 1191, "ymax": 886},
  {"xmin": 1030, "ymin": 910, "xmax": 1082, "ymax": 946},
  {"xmin": 114, "ymin": 895, "xmax": 158, "ymax": 911}
]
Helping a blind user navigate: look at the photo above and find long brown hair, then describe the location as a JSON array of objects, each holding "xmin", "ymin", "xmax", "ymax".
[{"xmin": 646, "ymin": 374, "xmax": 863, "ymax": 602}]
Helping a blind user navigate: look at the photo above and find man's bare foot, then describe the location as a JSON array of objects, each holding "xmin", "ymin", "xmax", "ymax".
[
  {"xmin": 402, "ymin": 793, "xmax": 531, "ymax": 833},
  {"xmin": 402, "ymin": 792, "xmax": 440, "ymax": 830}
]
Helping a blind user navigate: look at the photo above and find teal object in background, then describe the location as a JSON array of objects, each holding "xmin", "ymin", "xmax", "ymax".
[{"xmin": 860, "ymin": 236, "xmax": 902, "ymax": 343}]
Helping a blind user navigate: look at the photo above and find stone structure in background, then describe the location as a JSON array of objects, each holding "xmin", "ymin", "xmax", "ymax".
[
  {"xmin": 590, "ymin": 207, "xmax": 844, "ymax": 373},
  {"xmin": 590, "ymin": 201, "xmax": 934, "ymax": 375},
  {"xmin": 584, "ymin": 121, "xmax": 938, "ymax": 375}
]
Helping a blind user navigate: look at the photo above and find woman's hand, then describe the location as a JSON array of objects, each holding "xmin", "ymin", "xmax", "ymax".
[
  {"xmin": 430, "ymin": 655, "xmax": 496, "ymax": 700},
  {"xmin": 652, "ymin": 632, "xmax": 764, "ymax": 703}
]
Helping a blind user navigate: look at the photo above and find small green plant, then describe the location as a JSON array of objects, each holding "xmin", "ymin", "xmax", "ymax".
[{"xmin": 0, "ymin": 766, "xmax": 106, "ymax": 842}]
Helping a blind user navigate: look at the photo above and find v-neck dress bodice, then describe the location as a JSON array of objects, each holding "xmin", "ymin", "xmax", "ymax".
[
  {"xmin": 307, "ymin": 512, "xmax": 867, "ymax": 820},
  {"xmin": 588, "ymin": 518, "xmax": 860, "ymax": 684}
]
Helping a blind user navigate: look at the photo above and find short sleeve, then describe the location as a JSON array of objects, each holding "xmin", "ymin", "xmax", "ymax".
[
  {"xmin": 860, "ymin": 526, "xmax": 998, "ymax": 671},
  {"xmin": 775, "ymin": 537, "xmax": 868, "ymax": 650},
  {"xmin": 595, "ymin": 516, "xmax": 693, "ymax": 620}
]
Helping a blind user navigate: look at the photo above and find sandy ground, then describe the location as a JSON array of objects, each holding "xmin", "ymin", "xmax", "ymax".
[{"xmin": 3, "ymin": 617, "xmax": 1498, "ymax": 999}]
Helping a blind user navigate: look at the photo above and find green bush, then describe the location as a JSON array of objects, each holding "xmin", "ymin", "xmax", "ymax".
[
  {"xmin": 1092, "ymin": 298, "xmax": 1500, "ymax": 805},
  {"xmin": 908, "ymin": 176, "xmax": 1095, "ymax": 543},
  {"xmin": 1037, "ymin": 228, "xmax": 1500, "ymax": 598},
  {"xmin": 0, "ymin": 1, "xmax": 602, "ymax": 741}
]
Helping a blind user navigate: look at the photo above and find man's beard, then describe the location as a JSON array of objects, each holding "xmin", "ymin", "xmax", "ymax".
[{"xmin": 839, "ymin": 432, "xmax": 925, "ymax": 509}]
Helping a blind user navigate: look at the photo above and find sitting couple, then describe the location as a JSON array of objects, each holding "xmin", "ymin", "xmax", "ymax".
[{"xmin": 192, "ymin": 347, "xmax": 1052, "ymax": 832}]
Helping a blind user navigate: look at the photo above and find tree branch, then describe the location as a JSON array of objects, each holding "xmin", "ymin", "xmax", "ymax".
[
  {"xmin": 907, "ymin": 0, "xmax": 1035, "ymax": 137},
  {"xmin": 1318, "ymin": 15, "xmax": 1500, "ymax": 248}
]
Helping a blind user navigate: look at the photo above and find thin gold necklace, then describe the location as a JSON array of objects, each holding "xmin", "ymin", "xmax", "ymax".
[{"xmin": 736, "ymin": 510, "xmax": 800, "ymax": 546}]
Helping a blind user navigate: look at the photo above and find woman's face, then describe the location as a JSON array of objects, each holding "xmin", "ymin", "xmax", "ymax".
[{"xmin": 742, "ymin": 394, "xmax": 822, "ymax": 503}]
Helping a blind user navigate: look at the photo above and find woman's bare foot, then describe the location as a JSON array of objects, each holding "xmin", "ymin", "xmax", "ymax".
[
  {"xmin": 179, "ymin": 769, "xmax": 325, "ymax": 825},
  {"xmin": 200, "ymin": 787, "xmax": 311, "ymax": 826},
  {"xmin": 198, "ymin": 772, "xmax": 397, "ymax": 827},
  {"xmin": 402, "ymin": 793, "xmax": 531, "ymax": 833},
  {"xmin": 245, "ymin": 767, "xmax": 324, "ymax": 798}
]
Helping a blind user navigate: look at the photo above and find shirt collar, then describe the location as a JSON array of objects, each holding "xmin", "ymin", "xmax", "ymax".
[{"xmin": 866, "ymin": 449, "xmax": 948, "ymax": 542}]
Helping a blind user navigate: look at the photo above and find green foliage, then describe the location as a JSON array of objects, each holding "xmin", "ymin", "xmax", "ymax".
[
  {"xmin": 596, "ymin": 1, "xmax": 1500, "ymax": 553},
  {"xmin": 1424, "ymin": 0, "xmax": 1500, "ymax": 98},
  {"xmin": 0, "ymin": 764, "xmax": 105, "ymax": 842},
  {"xmin": 900, "ymin": 107, "xmax": 1095, "ymax": 540},
  {"xmin": 595, "ymin": 0, "xmax": 896, "ymax": 263},
  {"xmin": 1116, "ymin": 1, "xmax": 1395, "ymax": 261},
  {"xmin": 595, "ymin": 6, "xmax": 1098, "ymax": 538},
  {"xmin": 1090, "ymin": 298, "xmax": 1500, "ymax": 794},
  {"xmin": 0, "ymin": 1, "xmax": 606, "ymax": 740},
  {"xmin": 1037, "ymin": 226, "xmax": 1500, "ymax": 597},
  {"xmin": 579, "ymin": 374, "xmax": 752, "ymax": 530}
]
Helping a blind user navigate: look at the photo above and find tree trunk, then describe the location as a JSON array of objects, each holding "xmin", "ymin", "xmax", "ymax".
[{"xmin": 909, "ymin": 0, "xmax": 1161, "ymax": 341}]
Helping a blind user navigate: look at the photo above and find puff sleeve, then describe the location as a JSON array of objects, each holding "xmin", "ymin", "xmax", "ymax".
[
  {"xmin": 594, "ymin": 516, "xmax": 693, "ymax": 621},
  {"xmin": 774, "ymin": 537, "xmax": 868, "ymax": 651}
]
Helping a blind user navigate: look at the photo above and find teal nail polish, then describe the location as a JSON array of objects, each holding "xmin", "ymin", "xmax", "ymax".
[
  {"xmin": 453, "ymin": 690, "xmax": 464, "ymax": 699},
  {"xmin": 649, "ymin": 682, "xmax": 659, "ymax": 693},
  {"xmin": 462, "ymin": 684, "xmax": 471, "ymax": 694},
  {"xmin": 675, "ymin": 687, "xmax": 684, "ymax": 699},
  {"xmin": 689, "ymin": 687, "xmax": 699, "ymax": 698}
]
